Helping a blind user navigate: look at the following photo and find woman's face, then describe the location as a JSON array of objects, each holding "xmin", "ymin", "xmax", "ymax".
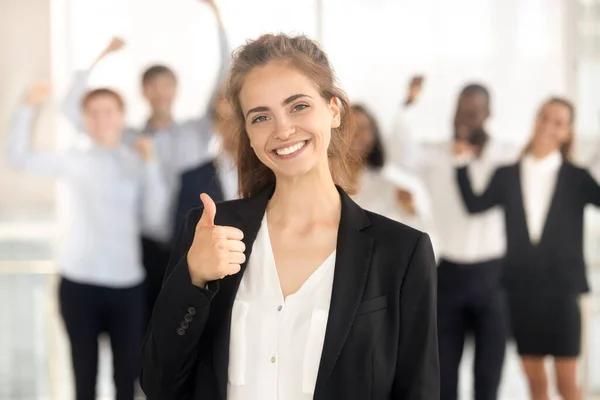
[
  {"xmin": 531, "ymin": 102, "xmax": 572, "ymax": 153},
  {"xmin": 352, "ymin": 110, "xmax": 376, "ymax": 157},
  {"xmin": 238, "ymin": 62, "xmax": 341, "ymax": 180},
  {"xmin": 83, "ymin": 95, "xmax": 125, "ymax": 147}
]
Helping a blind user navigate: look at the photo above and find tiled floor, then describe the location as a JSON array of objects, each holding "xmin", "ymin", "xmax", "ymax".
[{"xmin": 1, "ymin": 270, "xmax": 599, "ymax": 400}]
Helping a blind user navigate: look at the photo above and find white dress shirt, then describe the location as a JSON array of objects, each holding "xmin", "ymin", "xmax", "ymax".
[
  {"xmin": 7, "ymin": 107, "xmax": 169, "ymax": 287},
  {"xmin": 228, "ymin": 214, "xmax": 336, "ymax": 399},
  {"xmin": 391, "ymin": 136, "xmax": 519, "ymax": 263},
  {"xmin": 62, "ymin": 26, "xmax": 231, "ymax": 244},
  {"xmin": 352, "ymin": 166, "xmax": 438, "ymax": 257},
  {"xmin": 520, "ymin": 151, "xmax": 562, "ymax": 244}
]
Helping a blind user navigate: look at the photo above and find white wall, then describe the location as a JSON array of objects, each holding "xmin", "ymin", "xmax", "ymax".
[
  {"xmin": 58, "ymin": 0, "xmax": 318, "ymax": 129},
  {"xmin": 321, "ymin": 0, "xmax": 569, "ymax": 147},
  {"xmin": 0, "ymin": 0, "xmax": 54, "ymax": 222},
  {"xmin": 56, "ymin": 0, "xmax": 571, "ymax": 148}
]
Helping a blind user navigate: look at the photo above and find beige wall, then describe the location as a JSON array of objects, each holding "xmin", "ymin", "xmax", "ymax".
[{"xmin": 0, "ymin": 0, "xmax": 54, "ymax": 222}]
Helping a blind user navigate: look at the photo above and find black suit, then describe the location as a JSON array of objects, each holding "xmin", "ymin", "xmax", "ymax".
[
  {"xmin": 173, "ymin": 160, "xmax": 224, "ymax": 246},
  {"xmin": 456, "ymin": 161, "xmax": 600, "ymax": 356},
  {"xmin": 141, "ymin": 185, "xmax": 439, "ymax": 399}
]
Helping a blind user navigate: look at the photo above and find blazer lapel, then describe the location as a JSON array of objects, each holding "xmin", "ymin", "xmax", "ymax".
[
  {"xmin": 212, "ymin": 185, "xmax": 273, "ymax": 399},
  {"xmin": 537, "ymin": 163, "xmax": 566, "ymax": 247},
  {"xmin": 514, "ymin": 163, "xmax": 532, "ymax": 242},
  {"xmin": 516, "ymin": 161, "xmax": 566, "ymax": 247},
  {"xmin": 314, "ymin": 189, "xmax": 374, "ymax": 396}
]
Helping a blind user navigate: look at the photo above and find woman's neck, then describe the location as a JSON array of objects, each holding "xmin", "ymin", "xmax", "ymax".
[
  {"xmin": 267, "ymin": 165, "xmax": 341, "ymax": 227},
  {"xmin": 93, "ymin": 136, "xmax": 120, "ymax": 149},
  {"xmin": 529, "ymin": 144, "xmax": 559, "ymax": 160},
  {"xmin": 147, "ymin": 111, "xmax": 174, "ymax": 131}
]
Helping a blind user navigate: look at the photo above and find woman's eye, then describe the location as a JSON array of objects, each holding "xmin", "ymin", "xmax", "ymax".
[
  {"xmin": 251, "ymin": 115, "xmax": 269, "ymax": 124},
  {"xmin": 293, "ymin": 104, "xmax": 309, "ymax": 112}
]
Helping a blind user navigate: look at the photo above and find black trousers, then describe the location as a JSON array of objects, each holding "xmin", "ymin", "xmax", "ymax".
[
  {"xmin": 437, "ymin": 258, "xmax": 507, "ymax": 400},
  {"xmin": 141, "ymin": 236, "xmax": 172, "ymax": 318},
  {"xmin": 59, "ymin": 278, "xmax": 145, "ymax": 400}
]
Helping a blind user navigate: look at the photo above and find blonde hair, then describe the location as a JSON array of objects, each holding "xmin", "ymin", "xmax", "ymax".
[
  {"xmin": 521, "ymin": 97, "xmax": 575, "ymax": 161},
  {"xmin": 225, "ymin": 33, "xmax": 358, "ymax": 198}
]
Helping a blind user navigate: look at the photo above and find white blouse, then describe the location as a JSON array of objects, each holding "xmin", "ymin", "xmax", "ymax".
[
  {"xmin": 353, "ymin": 166, "xmax": 438, "ymax": 258},
  {"xmin": 228, "ymin": 214, "xmax": 336, "ymax": 399},
  {"xmin": 520, "ymin": 151, "xmax": 562, "ymax": 244}
]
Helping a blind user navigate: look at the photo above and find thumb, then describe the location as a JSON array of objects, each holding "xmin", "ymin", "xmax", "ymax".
[{"xmin": 198, "ymin": 193, "xmax": 217, "ymax": 226}]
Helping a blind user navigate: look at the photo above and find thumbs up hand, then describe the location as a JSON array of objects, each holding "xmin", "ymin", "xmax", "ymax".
[{"xmin": 186, "ymin": 193, "xmax": 246, "ymax": 288}]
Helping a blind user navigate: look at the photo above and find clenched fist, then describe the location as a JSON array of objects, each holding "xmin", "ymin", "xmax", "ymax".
[
  {"xmin": 135, "ymin": 136, "xmax": 155, "ymax": 161},
  {"xmin": 187, "ymin": 194, "xmax": 245, "ymax": 288},
  {"xmin": 26, "ymin": 82, "xmax": 51, "ymax": 106}
]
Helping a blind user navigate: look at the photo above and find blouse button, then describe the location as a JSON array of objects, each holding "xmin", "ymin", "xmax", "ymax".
[
  {"xmin": 271, "ymin": 356, "xmax": 276, "ymax": 363},
  {"xmin": 277, "ymin": 305, "xmax": 282, "ymax": 311}
]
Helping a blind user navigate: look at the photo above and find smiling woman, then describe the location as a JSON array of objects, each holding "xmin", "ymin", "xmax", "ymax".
[
  {"xmin": 226, "ymin": 34, "xmax": 358, "ymax": 198},
  {"xmin": 140, "ymin": 33, "xmax": 439, "ymax": 400}
]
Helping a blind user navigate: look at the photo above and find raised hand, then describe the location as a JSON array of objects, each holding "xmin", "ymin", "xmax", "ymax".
[
  {"xmin": 186, "ymin": 193, "xmax": 245, "ymax": 288},
  {"xmin": 26, "ymin": 82, "xmax": 51, "ymax": 106},
  {"xmin": 396, "ymin": 189, "xmax": 417, "ymax": 216},
  {"xmin": 135, "ymin": 136, "xmax": 155, "ymax": 161},
  {"xmin": 202, "ymin": 0, "xmax": 218, "ymax": 8},
  {"xmin": 90, "ymin": 37, "xmax": 125, "ymax": 70},
  {"xmin": 104, "ymin": 37, "xmax": 126, "ymax": 55},
  {"xmin": 453, "ymin": 140, "xmax": 476, "ymax": 158},
  {"xmin": 407, "ymin": 75, "xmax": 424, "ymax": 104}
]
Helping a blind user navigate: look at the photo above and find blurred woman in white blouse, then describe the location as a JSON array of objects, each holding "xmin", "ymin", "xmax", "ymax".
[{"xmin": 350, "ymin": 104, "xmax": 437, "ymax": 253}]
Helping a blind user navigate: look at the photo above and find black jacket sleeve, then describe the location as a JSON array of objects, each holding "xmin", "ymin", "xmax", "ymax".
[
  {"xmin": 456, "ymin": 165, "xmax": 505, "ymax": 213},
  {"xmin": 140, "ymin": 207, "xmax": 219, "ymax": 399},
  {"xmin": 392, "ymin": 233, "xmax": 440, "ymax": 399}
]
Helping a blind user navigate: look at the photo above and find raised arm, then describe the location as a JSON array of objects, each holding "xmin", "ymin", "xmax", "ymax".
[
  {"xmin": 135, "ymin": 137, "xmax": 171, "ymax": 234},
  {"xmin": 7, "ymin": 84, "xmax": 71, "ymax": 177},
  {"xmin": 387, "ymin": 106, "xmax": 428, "ymax": 174},
  {"xmin": 202, "ymin": 0, "xmax": 232, "ymax": 117},
  {"xmin": 62, "ymin": 37, "xmax": 125, "ymax": 132},
  {"xmin": 581, "ymin": 168, "xmax": 600, "ymax": 207},
  {"xmin": 392, "ymin": 233, "xmax": 439, "ymax": 399},
  {"xmin": 456, "ymin": 164, "xmax": 505, "ymax": 214}
]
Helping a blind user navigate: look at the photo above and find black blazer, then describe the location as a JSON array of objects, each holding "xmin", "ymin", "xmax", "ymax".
[
  {"xmin": 456, "ymin": 162, "xmax": 600, "ymax": 294},
  {"xmin": 172, "ymin": 160, "xmax": 224, "ymax": 246},
  {"xmin": 141, "ymin": 185, "xmax": 439, "ymax": 400}
]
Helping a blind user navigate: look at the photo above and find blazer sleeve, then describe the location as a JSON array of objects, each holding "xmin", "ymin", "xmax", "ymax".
[
  {"xmin": 140, "ymin": 206, "xmax": 220, "ymax": 399},
  {"xmin": 581, "ymin": 168, "xmax": 600, "ymax": 206},
  {"xmin": 392, "ymin": 233, "xmax": 439, "ymax": 399},
  {"xmin": 456, "ymin": 165, "xmax": 505, "ymax": 213}
]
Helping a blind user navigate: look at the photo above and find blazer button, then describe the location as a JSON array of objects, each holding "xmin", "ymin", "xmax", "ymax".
[
  {"xmin": 184, "ymin": 313, "xmax": 193, "ymax": 323},
  {"xmin": 188, "ymin": 307, "xmax": 197, "ymax": 316},
  {"xmin": 176, "ymin": 327, "xmax": 186, "ymax": 336},
  {"xmin": 180, "ymin": 320, "xmax": 189, "ymax": 330}
]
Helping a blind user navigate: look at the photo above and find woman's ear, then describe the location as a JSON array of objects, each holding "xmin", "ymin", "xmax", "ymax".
[{"xmin": 329, "ymin": 97, "xmax": 341, "ymax": 129}]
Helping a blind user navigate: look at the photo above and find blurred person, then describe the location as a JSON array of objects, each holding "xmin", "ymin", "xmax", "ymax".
[
  {"xmin": 405, "ymin": 75, "xmax": 425, "ymax": 107},
  {"xmin": 456, "ymin": 98, "xmax": 596, "ymax": 400},
  {"xmin": 140, "ymin": 33, "xmax": 439, "ymax": 399},
  {"xmin": 172, "ymin": 91, "xmax": 238, "ymax": 244},
  {"xmin": 385, "ymin": 74, "xmax": 425, "ymax": 167},
  {"xmin": 6, "ymin": 83, "xmax": 169, "ymax": 400},
  {"xmin": 350, "ymin": 104, "xmax": 436, "ymax": 246},
  {"xmin": 392, "ymin": 84, "xmax": 520, "ymax": 400},
  {"xmin": 61, "ymin": 0, "xmax": 232, "ymax": 317}
]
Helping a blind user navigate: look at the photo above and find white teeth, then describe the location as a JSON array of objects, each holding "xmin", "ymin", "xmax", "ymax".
[{"xmin": 275, "ymin": 141, "xmax": 306, "ymax": 156}]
